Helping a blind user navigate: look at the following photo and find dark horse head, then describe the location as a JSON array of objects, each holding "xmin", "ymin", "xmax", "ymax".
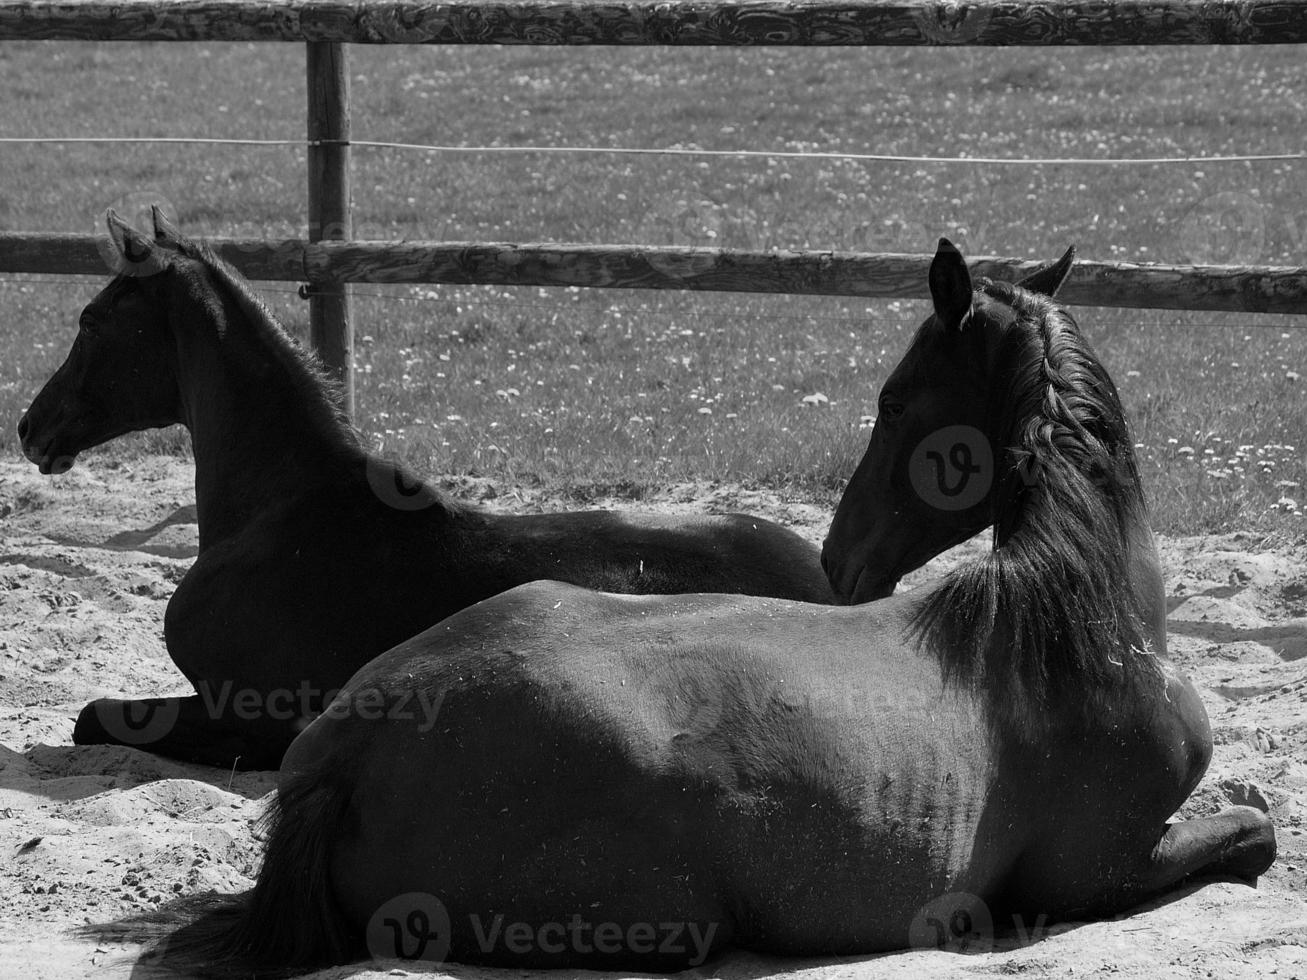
[
  {"xmin": 822, "ymin": 239, "xmax": 1081, "ymax": 603},
  {"xmin": 824, "ymin": 238, "xmax": 1167, "ymax": 732},
  {"xmin": 17, "ymin": 207, "xmax": 347, "ymax": 476},
  {"xmin": 17, "ymin": 210, "xmax": 191, "ymax": 473}
]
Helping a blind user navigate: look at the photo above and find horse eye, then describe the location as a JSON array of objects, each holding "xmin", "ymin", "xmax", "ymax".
[{"xmin": 878, "ymin": 397, "xmax": 905, "ymax": 421}]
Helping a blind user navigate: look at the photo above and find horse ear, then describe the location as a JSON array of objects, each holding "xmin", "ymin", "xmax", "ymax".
[
  {"xmin": 1015, "ymin": 245, "xmax": 1076, "ymax": 297},
  {"xmin": 151, "ymin": 205, "xmax": 184, "ymax": 247},
  {"xmin": 929, "ymin": 237, "xmax": 973, "ymax": 329},
  {"xmin": 104, "ymin": 208, "xmax": 161, "ymax": 271}
]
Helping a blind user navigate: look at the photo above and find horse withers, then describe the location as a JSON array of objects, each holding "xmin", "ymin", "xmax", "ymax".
[
  {"xmin": 17, "ymin": 208, "xmax": 835, "ymax": 770},
  {"xmin": 141, "ymin": 239, "xmax": 1273, "ymax": 976}
]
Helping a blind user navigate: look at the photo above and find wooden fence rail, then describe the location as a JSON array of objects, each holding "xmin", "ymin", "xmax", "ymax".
[
  {"xmin": 2, "ymin": 0, "xmax": 1305, "ymax": 46},
  {"xmin": 2, "ymin": 0, "xmax": 1305, "ymax": 410},
  {"xmin": 3, "ymin": 233, "xmax": 1304, "ymax": 315}
]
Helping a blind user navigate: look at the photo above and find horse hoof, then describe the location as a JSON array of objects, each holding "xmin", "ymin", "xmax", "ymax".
[
  {"xmin": 1220, "ymin": 805, "xmax": 1277, "ymax": 881},
  {"xmin": 73, "ymin": 698, "xmax": 182, "ymax": 749},
  {"xmin": 72, "ymin": 699, "xmax": 114, "ymax": 745}
]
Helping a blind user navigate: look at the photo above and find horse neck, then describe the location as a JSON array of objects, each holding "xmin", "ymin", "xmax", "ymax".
[
  {"xmin": 1126, "ymin": 518, "xmax": 1168, "ymax": 657},
  {"xmin": 166, "ymin": 273, "xmax": 358, "ymax": 550},
  {"xmin": 911, "ymin": 431, "xmax": 1165, "ymax": 741}
]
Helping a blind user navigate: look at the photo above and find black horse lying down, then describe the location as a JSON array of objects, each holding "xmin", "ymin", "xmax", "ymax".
[
  {"xmin": 17, "ymin": 208, "xmax": 835, "ymax": 770},
  {"xmin": 135, "ymin": 240, "xmax": 1273, "ymax": 975}
]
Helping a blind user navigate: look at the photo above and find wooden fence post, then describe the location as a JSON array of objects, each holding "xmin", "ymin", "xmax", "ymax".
[{"xmin": 306, "ymin": 41, "xmax": 354, "ymax": 417}]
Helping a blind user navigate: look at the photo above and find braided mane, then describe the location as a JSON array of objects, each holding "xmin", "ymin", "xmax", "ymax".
[{"xmin": 910, "ymin": 281, "xmax": 1163, "ymax": 738}]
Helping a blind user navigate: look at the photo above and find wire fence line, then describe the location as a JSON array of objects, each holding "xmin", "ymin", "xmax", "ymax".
[{"xmin": 1, "ymin": 135, "xmax": 1303, "ymax": 167}]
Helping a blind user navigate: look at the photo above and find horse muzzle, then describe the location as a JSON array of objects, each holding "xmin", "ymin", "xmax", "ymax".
[
  {"xmin": 16, "ymin": 412, "xmax": 77, "ymax": 474},
  {"xmin": 848, "ymin": 566, "xmax": 900, "ymax": 603},
  {"xmin": 820, "ymin": 546, "xmax": 900, "ymax": 605}
]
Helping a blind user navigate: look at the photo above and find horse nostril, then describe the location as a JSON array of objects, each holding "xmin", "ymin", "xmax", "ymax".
[{"xmin": 16, "ymin": 413, "xmax": 30, "ymax": 443}]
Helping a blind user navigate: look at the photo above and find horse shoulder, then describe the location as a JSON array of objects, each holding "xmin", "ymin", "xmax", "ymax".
[{"xmin": 1146, "ymin": 667, "xmax": 1214, "ymax": 798}]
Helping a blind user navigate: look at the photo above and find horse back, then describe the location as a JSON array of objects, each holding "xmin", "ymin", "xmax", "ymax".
[
  {"xmin": 459, "ymin": 508, "xmax": 836, "ymax": 603},
  {"xmin": 286, "ymin": 583, "xmax": 1002, "ymax": 956}
]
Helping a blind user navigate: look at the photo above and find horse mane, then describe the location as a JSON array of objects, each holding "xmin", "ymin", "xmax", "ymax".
[
  {"xmin": 909, "ymin": 281, "xmax": 1163, "ymax": 739},
  {"xmin": 166, "ymin": 237, "xmax": 358, "ymax": 445}
]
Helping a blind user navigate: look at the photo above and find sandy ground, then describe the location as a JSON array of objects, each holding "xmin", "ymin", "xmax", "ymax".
[{"xmin": 0, "ymin": 454, "xmax": 1304, "ymax": 980}]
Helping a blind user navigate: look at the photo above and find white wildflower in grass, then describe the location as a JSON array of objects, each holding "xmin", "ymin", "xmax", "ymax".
[
  {"xmin": 697, "ymin": 407, "xmax": 712, "ymax": 416},
  {"xmin": 802, "ymin": 392, "xmax": 830, "ymax": 407},
  {"xmin": 859, "ymin": 415, "xmax": 876, "ymax": 430},
  {"xmin": 1275, "ymin": 497, "xmax": 1298, "ymax": 513},
  {"xmin": 1206, "ymin": 469, "xmax": 1233, "ymax": 480},
  {"xmin": 1177, "ymin": 446, "xmax": 1195, "ymax": 456},
  {"xmin": 1287, "ymin": 371, "xmax": 1300, "ymax": 382}
]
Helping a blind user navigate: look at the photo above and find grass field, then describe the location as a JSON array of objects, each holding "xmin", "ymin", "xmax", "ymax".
[{"xmin": 1, "ymin": 40, "xmax": 1304, "ymax": 538}]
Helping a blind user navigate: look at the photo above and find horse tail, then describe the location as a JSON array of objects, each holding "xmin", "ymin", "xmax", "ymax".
[
  {"xmin": 135, "ymin": 760, "xmax": 358, "ymax": 977},
  {"xmin": 227, "ymin": 763, "xmax": 358, "ymax": 968}
]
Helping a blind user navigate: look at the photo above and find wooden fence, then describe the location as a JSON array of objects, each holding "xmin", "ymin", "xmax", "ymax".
[{"xmin": 2, "ymin": 0, "xmax": 1305, "ymax": 415}]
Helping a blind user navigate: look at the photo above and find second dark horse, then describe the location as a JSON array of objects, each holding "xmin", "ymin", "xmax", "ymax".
[{"xmin": 17, "ymin": 209, "xmax": 835, "ymax": 769}]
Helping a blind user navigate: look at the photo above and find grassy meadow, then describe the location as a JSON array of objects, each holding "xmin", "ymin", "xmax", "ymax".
[{"xmin": 0, "ymin": 40, "xmax": 1304, "ymax": 538}]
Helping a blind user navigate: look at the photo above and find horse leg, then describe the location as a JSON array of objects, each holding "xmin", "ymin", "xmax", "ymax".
[
  {"xmin": 1142, "ymin": 806, "xmax": 1277, "ymax": 889},
  {"xmin": 73, "ymin": 695, "xmax": 296, "ymax": 771}
]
